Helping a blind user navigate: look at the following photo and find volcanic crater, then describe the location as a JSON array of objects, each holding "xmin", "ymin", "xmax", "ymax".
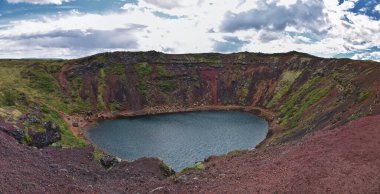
[{"xmin": 0, "ymin": 51, "xmax": 379, "ymax": 193}]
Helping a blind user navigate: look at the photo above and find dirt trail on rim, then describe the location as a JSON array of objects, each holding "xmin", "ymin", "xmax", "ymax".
[{"xmin": 55, "ymin": 63, "xmax": 72, "ymax": 98}]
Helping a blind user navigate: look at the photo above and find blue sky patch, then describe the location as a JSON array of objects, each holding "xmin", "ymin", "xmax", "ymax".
[
  {"xmin": 286, "ymin": 32, "xmax": 320, "ymax": 44},
  {"xmin": 339, "ymin": 0, "xmax": 380, "ymax": 20},
  {"xmin": 335, "ymin": 46, "xmax": 380, "ymax": 61},
  {"xmin": 0, "ymin": 0, "xmax": 137, "ymax": 21},
  {"xmin": 214, "ymin": 36, "xmax": 250, "ymax": 53},
  {"xmin": 153, "ymin": 11, "xmax": 185, "ymax": 20}
]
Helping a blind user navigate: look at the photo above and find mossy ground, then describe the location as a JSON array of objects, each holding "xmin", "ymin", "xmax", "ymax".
[
  {"xmin": 271, "ymin": 75, "xmax": 336, "ymax": 143},
  {"xmin": 356, "ymin": 90, "xmax": 370, "ymax": 103},
  {"xmin": 134, "ymin": 63, "xmax": 152, "ymax": 96},
  {"xmin": 181, "ymin": 162, "xmax": 205, "ymax": 173},
  {"xmin": 267, "ymin": 70, "xmax": 302, "ymax": 108},
  {"xmin": 0, "ymin": 60, "xmax": 86, "ymax": 148}
]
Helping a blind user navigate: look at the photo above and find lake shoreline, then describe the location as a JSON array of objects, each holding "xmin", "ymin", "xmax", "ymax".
[
  {"xmin": 87, "ymin": 111, "xmax": 269, "ymax": 171},
  {"xmin": 63, "ymin": 105, "xmax": 281, "ymax": 148}
]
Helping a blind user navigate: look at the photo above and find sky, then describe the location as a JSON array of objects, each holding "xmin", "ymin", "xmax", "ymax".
[{"xmin": 0, "ymin": 0, "xmax": 379, "ymax": 60}]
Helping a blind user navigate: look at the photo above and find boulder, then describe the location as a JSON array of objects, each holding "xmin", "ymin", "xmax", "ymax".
[
  {"xmin": 100, "ymin": 155, "xmax": 121, "ymax": 168},
  {"xmin": 72, "ymin": 122, "xmax": 79, "ymax": 127},
  {"xmin": 86, "ymin": 111, "xmax": 93, "ymax": 117},
  {"xmin": 26, "ymin": 116, "xmax": 40, "ymax": 124},
  {"xmin": 29, "ymin": 121, "xmax": 61, "ymax": 148},
  {"xmin": 0, "ymin": 127, "xmax": 24, "ymax": 143},
  {"xmin": 9, "ymin": 129, "xmax": 25, "ymax": 143}
]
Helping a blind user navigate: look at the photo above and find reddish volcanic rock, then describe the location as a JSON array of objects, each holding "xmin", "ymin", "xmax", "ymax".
[
  {"xmin": 174, "ymin": 114, "xmax": 380, "ymax": 193},
  {"xmin": 1, "ymin": 114, "xmax": 380, "ymax": 193}
]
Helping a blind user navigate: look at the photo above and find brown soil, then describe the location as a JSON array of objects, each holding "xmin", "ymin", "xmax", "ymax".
[
  {"xmin": 1, "ymin": 114, "xmax": 379, "ymax": 193},
  {"xmin": 55, "ymin": 63, "xmax": 73, "ymax": 98}
]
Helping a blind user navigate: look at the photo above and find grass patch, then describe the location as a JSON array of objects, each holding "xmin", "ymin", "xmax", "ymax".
[
  {"xmin": 70, "ymin": 76, "xmax": 83, "ymax": 97},
  {"xmin": 182, "ymin": 162, "xmax": 205, "ymax": 172},
  {"xmin": 289, "ymin": 84, "xmax": 334, "ymax": 127},
  {"xmin": 93, "ymin": 147, "xmax": 105, "ymax": 161},
  {"xmin": 41, "ymin": 105, "xmax": 87, "ymax": 148},
  {"xmin": 190, "ymin": 53, "xmax": 222, "ymax": 65},
  {"xmin": 105, "ymin": 64, "xmax": 127, "ymax": 81},
  {"xmin": 0, "ymin": 89, "xmax": 16, "ymax": 106},
  {"xmin": 239, "ymin": 82, "xmax": 250, "ymax": 105},
  {"xmin": 356, "ymin": 90, "xmax": 370, "ymax": 103},
  {"xmin": 60, "ymin": 129, "xmax": 87, "ymax": 148},
  {"xmin": 348, "ymin": 112, "xmax": 361, "ymax": 122},
  {"xmin": 21, "ymin": 62, "xmax": 63, "ymax": 93},
  {"xmin": 226, "ymin": 149, "xmax": 243, "ymax": 156},
  {"xmin": 159, "ymin": 80, "xmax": 177, "ymax": 92},
  {"xmin": 97, "ymin": 68, "xmax": 107, "ymax": 110},
  {"xmin": 0, "ymin": 107, "xmax": 23, "ymax": 120},
  {"xmin": 109, "ymin": 101, "xmax": 123, "ymax": 111},
  {"xmin": 157, "ymin": 65, "xmax": 174, "ymax": 77},
  {"xmin": 22, "ymin": 128, "xmax": 31, "ymax": 145},
  {"xmin": 279, "ymin": 77, "xmax": 333, "ymax": 127},
  {"xmin": 134, "ymin": 63, "xmax": 152, "ymax": 96},
  {"xmin": 267, "ymin": 70, "xmax": 301, "ymax": 107},
  {"xmin": 68, "ymin": 76, "xmax": 92, "ymax": 113},
  {"xmin": 159, "ymin": 162, "xmax": 175, "ymax": 177},
  {"xmin": 0, "ymin": 60, "xmax": 88, "ymax": 148}
]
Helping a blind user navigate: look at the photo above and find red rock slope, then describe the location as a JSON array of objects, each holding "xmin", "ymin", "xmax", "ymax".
[
  {"xmin": 1, "ymin": 114, "xmax": 379, "ymax": 193},
  {"xmin": 175, "ymin": 114, "xmax": 380, "ymax": 193}
]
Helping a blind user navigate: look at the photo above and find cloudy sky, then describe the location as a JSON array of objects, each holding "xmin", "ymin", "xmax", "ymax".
[{"xmin": 0, "ymin": 0, "xmax": 379, "ymax": 60}]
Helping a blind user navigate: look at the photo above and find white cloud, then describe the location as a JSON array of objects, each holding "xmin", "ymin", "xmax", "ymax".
[
  {"xmin": 0, "ymin": 0, "xmax": 379, "ymax": 61},
  {"xmin": 352, "ymin": 51, "xmax": 380, "ymax": 61},
  {"xmin": 221, "ymin": 0, "xmax": 327, "ymax": 36},
  {"xmin": 7, "ymin": 0, "xmax": 70, "ymax": 5},
  {"xmin": 276, "ymin": 0, "xmax": 297, "ymax": 7},
  {"xmin": 141, "ymin": 0, "xmax": 206, "ymax": 9},
  {"xmin": 142, "ymin": 0, "xmax": 181, "ymax": 9},
  {"xmin": 375, "ymin": 4, "xmax": 380, "ymax": 13}
]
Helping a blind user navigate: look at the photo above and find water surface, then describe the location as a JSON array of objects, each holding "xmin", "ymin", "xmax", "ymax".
[{"xmin": 86, "ymin": 111, "xmax": 268, "ymax": 171}]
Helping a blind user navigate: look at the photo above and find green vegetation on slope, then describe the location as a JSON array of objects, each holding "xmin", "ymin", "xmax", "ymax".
[
  {"xmin": 159, "ymin": 80, "xmax": 177, "ymax": 92},
  {"xmin": 41, "ymin": 105, "xmax": 87, "ymax": 148},
  {"xmin": 97, "ymin": 68, "xmax": 107, "ymax": 110},
  {"xmin": 267, "ymin": 70, "xmax": 302, "ymax": 108},
  {"xmin": 0, "ymin": 60, "xmax": 87, "ymax": 148},
  {"xmin": 181, "ymin": 162, "xmax": 205, "ymax": 173},
  {"xmin": 0, "ymin": 52, "xmax": 378, "ymax": 150},
  {"xmin": 157, "ymin": 65, "xmax": 174, "ymax": 77},
  {"xmin": 279, "ymin": 76, "xmax": 334, "ymax": 128},
  {"xmin": 67, "ymin": 75, "xmax": 92, "ymax": 113},
  {"xmin": 0, "ymin": 89, "xmax": 16, "ymax": 106},
  {"xmin": 134, "ymin": 63, "xmax": 152, "ymax": 96},
  {"xmin": 156, "ymin": 65, "xmax": 178, "ymax": 92},
  {"xmin": 105, "ymin": 63, "xmax": 127, "ymax": 81},
  {"xmin": 239, "ymin": 82, "xmax": 250, "ymax": 105},
  {"xmin": 356, "ymin": 90, "xmax": 370, "ymax": 103}
]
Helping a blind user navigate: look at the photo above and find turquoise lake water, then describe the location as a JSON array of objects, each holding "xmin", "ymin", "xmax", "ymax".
[{"xmin": 86, "ymin": 111, "xmax": 268, "ymax": 171}]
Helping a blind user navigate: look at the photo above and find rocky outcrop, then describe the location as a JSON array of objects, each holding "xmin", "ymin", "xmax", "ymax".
[
  {"xmin": 0, "ymin": 126, "xmax": 24, "ymax": 143},
  {"xmin": 99, "ymin": 155, "xmax": 121, "ymax": 168},
  {"xmin": 29, "ymin": 121, "xmax": 61, "ymax": 148}
]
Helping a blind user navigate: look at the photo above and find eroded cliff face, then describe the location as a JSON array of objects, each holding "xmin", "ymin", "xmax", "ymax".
[
  {"xmin": 1, "ymin": 52, "xmax": 380, "ymax": 193},
  {"xmin": 55, "ymin": 51, "xmax": 380, "ymax": 144}
]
